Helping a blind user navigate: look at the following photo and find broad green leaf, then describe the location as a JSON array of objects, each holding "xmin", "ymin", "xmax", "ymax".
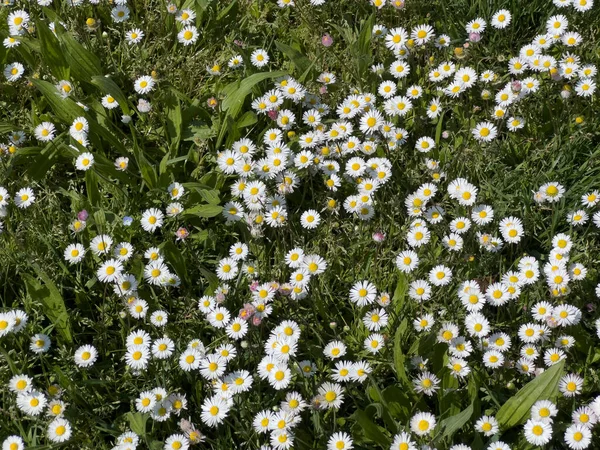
[
  {"xmin": 352, "ymin": 410, "xmax": 391, "ymax": 448},
  {"xmin": 31, "ymin": 79, "xmax": 85, "ymax": 123},
  {"xmin": 165, "ymin": 91, "xmax": 182, "ymax": 152},
  {"xmin": 275, "ymin": 41, "xmax": 311, "ymax": 76},
  {"xmin": 436, "ymin": 401, "xmax": 474, "ymax": 441},
  {"xmin": 23, "ymin": 270, "xmax": 72, "ymax": 344},
  {"xmin": 435, "ymin": 111, "xmax": 446, "ymax": 144},
  {"xmin": 496, "ymin": 360, "xmax": 565, "ymax": 430},
  {"xmin": 35, "ymin": 20, "xmax": 69, "ymax": 80},
  {"xmin": 32, "ymin": 79, "xmax": 128, "ymax": 156},
  {"xmin": 24, "ymin": 138, "xmax": 64, "ymax": 181},
  {"xmin": 57, "ymin": 30, "xmax": 103, "ymax": 84},
  {"xmin": 126, "ymin": 412, "xmax": 148, "ymax": 437},
  {"xmin": 355, "ymin": 13, "xmax": 375, "ymax": 76},
  {"xmin": 161, "ymin": 241, "xmax": 190, "ymax": 285},
  {"xmin": 392, "ymin": 273, "xmax": 407, "ymax": 314},
  {"xmin": 85, "ymin": 170, "xmax": 102, "ymax": 206},
  {"xmin": 0, "ymin": 122, "xmax": 16, "ymax": 134},
  {"xmin": 132, "ymin": 140, "xmax": 158, "ymax": 188},
  {"xmin": 393, "ymin": 319, "xmax": 410, "ymax": 387},
  {"xmin": 184, "ymin": 204, "xmax": 223, "ymax": 218},
  {"xmin": 0, "ymin": 347, "xmax": 18, "ymax": 374},
  {"xmin": 216, "ymin": 0, "xmax": 238, "ymax": 20},
  {"xmin": 91, "ymin": 76, "xmax": 131, "ymax": 115},
  {"xmin": 236, "ymin": 111, "xmax": 257, "ymax": 129},
  {"xmin": 221, "ymin": 70, "xmax": 287, "ymax": 119},
  {"xmin": 197, "ymin": 188, "xmax": 220, "ymax": 205}
]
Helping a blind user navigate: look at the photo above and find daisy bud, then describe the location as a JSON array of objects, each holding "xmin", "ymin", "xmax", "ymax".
[
  {"xmin": 372, "ymin": 231, "xmax": 386, "ymax": 242},
  {"xmin": 468, "ymin": 32, "xmax": 481, "ymax": 42}
]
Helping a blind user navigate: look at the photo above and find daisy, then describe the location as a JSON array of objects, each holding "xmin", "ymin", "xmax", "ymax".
[
  {"xmin": 34, "ymin": 122, "xmax": 56, "ymax": 142},
  {"xmin": 410, "ymin": 412, "xmax": 436, "ymax": 436},
  {"xmin": 17, "ymin": 390, "xmax": 47, "ymax": 416},
  {"xmin": 47, "ymin": 418, "xmax": 72, "ymax": 443},
  {"xmin": 300, "ymin": 209, "xmax": 321, "ymax": 229},
  {"xmin": 318, "ymin": 382, "xmax": 344, "ymax": 409},
  {"xmin": 448, "ymin": 357, "xmax": 470, "ymax": 378},
  {"xmin": 413, "ymin": 372, "xmax": 440, "ymax": 396},
  {"xmin": 141, "ymin": 208, "xmax": 164, "ymax": 233},
  {"xmin": 524, "ymin": 419, "xmax": 552, "ymax": 446},
  {"xmin": 251, "ymin": 49, "xmax": 270, "ymax": 67},
  {"xmin": 476, "ymin": 416, "xmax": 499, "ymax": 436},
  {"xmin": 111, "ymin": 5, "xmax": 130, "ymax": 22},
  {"xmin": 328, "ymin": 432, "xmax": 353, "ymax": 450},
  {"xmin": 2, "ymin": 437, "xmax": 25, "ymax": 450},
  {"xmin": 349, "ymin": 280, "xmax": 377, "ymax": 306},
  {"xmin": 429, "ymin": 265, "xmax": 452, "ymax": 286},
  {"xmin": 74, "ymin": 345, "xmax": 98, "ymax": 368},
  {"xmin": 152, "ymin": 337, "xmax": 175, "ymax": 359},
  {"xmin": 564, "ymin": 424, "xmax": 591, "ymax": 450},
  {"xmin": 492, "ymin": 9, "xmax": 511, "ymax": 28},
  {"xmin": 414, "ymin": 314, "xmax": 435, "ymax": 331},
  {"xmin": 411, "ymin": 24, "xmax": 434, "ymax": 45},
  {"xmin": 30, "ymin": 333, "xmax": 51, "ymax": 353},
  {"xmin": 472, "ymin": 122, "xmax": 498, "ymax": 141},
  {"xmin": 390, "ymin": 433, "xmax": 416, "ymax": 450},
  {"xmin": 101, "ymin": 94, "xmax": 120, "ymax": 109},
  {"xmin": 178, "ymin": 26, "xmax": 198, "ymax": 45},
  {"xmin": 396, "ymin": 250, "xmax": 419, "ymax": 272},
  {"xmin": 15, "ymin": 187, "xmax": 35, "ymax": 208},
  {"xmin": 324, "ymin": 340, "xmax": 347, "ymax": 359},
  {"xmin": 125, "ymin": 28, "xmax": 144, "ymax": 44},
  {"xmin": 9, "ymin": 374, "xmax": 33, "ymax": 394},
  {"xmin": 96, "ymin": 258, "xmax": 123, "ymax": 283},
  {"xmin": 560, "ymin": 374, "xmax": 584, "ymax": 397},
  {"xmin": 466, "ymin": 18, "xmax": 486, "ymax": 34},
  {"xmin": 385, "ymin": 27, "xmax": 408, "ymax": 51},
  {"xmin": 64, "ymin": 243, "xmax": 85, "ymax": 264},
  {"xmin": 4, "ymin": 62, "xmax": 24, "ymax": 82},
  {"xmin": 201, "ymin": 396, "xmax": 230, "ymax": 427},
  {"xmin": 134, "ymin": 75, "xmax": 155, "ymax": 95},
  {"xmin": 268, "ymin": 365, "xmax": 292, "ymax": 390}
]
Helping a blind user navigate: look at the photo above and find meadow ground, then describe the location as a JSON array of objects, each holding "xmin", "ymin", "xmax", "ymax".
[{"xmin": 1, "ymin": 0, "xmax": 600, "ymax": 449}]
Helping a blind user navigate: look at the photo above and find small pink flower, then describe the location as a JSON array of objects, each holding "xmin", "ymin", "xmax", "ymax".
[
  {"xmin": 251, "ymin": 315, "xmax": 262, "ymax": 326},
  {"xmin": 239, "ymin": 303, "xmax": 255, "ymax": 321},
  {"xmin": 511, "ymin": 80, "xmax": 522, "ymax": 92},
  {"xmin": 442, "ymin": 131, "xmax": 450, "ymax": 139},
  {"xmin": 249, "ymin": 281, "xmax": 260, "ymax": 292},
  {"xmin": 207, "ymin": 97, "xmax": 218, "ymax": 109},
  {"xmin": 175, "ymin": 227, "xmax": 189, "ymax": 240},
  {"xmin": 319, "ymin": 86, "xmax": 328, "ymax": 95},
  {"xmin": 372, "ymin": 231, "xmax": 386, "ymax": 243},
  {"xmin": 78, "ymin": 210, "xmax": 89, "ymax": 221},
  {"xmin": 321, "ymin": 34, "xmax": 333, "ymax": 47},
  {"xmin": 267, "ymin": 110, "xmax": 278, "ymax": 120}
]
